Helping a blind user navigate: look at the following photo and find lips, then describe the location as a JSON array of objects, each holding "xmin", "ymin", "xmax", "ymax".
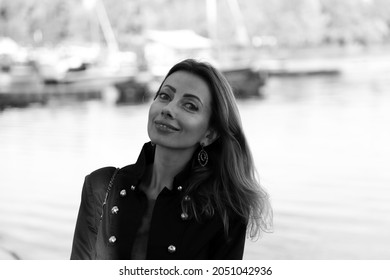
[{"xmin": 154, "ymin": 120, "xmax": 180, "ymax": 131}]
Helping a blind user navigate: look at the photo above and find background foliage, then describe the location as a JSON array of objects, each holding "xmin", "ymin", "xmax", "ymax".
[{"xmin": 1, "ymin": 0, "xmax": 389, "ymax": 48}]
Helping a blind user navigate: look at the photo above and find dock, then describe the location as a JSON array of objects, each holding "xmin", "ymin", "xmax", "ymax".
[{"xmin": 256, "ymin": 58, "xmax": 341, "ymax": 78}]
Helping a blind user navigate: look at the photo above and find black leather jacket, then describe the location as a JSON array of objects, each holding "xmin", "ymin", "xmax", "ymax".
[{"xmin": 70, "ymin": 142, "xmax": 246, "ymax": 259}]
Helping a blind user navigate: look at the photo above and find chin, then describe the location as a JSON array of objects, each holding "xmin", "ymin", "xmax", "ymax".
[
  {"xmin": 149, "ymin": 129, "xmax": 177, "ymax": 147},
  {"xmin": 149, "ymin": 134, "xmax": 173, "ymax": 148},
  {"xmin": 150, "ymin": 137, "xmax": 190, "ymax": 151},
  {"xmin": 152, "ymin": 138, "xmax": 177, "ymax": 148}
]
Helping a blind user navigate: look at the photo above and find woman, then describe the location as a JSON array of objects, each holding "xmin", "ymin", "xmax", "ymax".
[{"xmin": 71, "ymin": 59, "xmax": 272, "ymax": 260}]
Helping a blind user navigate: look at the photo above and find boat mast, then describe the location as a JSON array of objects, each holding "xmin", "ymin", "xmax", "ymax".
[
  {"xmin": 206, "ymin": 0, "xmax": 251, "ymax": 63},
  {"xmin": 226, "ymin": 0, "xmax": 250, "ymax": 46},
  {"xmin": 95, "ymin": 0, "xmax": 119, "ymax": 53},
  {"xmin": 206, "ymin": 0, "xmax": 218, "ymax": 61},
  {"xmin": 83, "ymin": 0, "xmax": 119, "ymax": 53}
]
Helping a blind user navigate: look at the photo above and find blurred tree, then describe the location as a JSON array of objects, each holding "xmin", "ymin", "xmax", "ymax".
[
  {"xmin": 321, "ymin": 0, "xmax": 390, "ymax": 45},
  {"xmin": 0, "ymin": 0, "xmax": 389, "ymax": 48},
  {"xmin": 239, "ymin": 0, "xmax": 326, "ymax": 47}
]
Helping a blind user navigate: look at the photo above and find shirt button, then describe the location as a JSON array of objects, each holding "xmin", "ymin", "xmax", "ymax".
[
  {"xmin": 183, "ymin": 195, "xmax": 191, "ymax": 201},
  {"xmin": 111, "ymin": 206, "xmax": 119, "ymax": 214},
  {"xmin": 130, "ymin": 185, "xmax": 136, "ymax": 191},
  {"xmin": 177, "ymin": 186, "xmax": 183, "ymax": 191},
  {"xmin": 120, "ymin": 189, "xmax": 127, "ymax": 197},
  {"xmin": 180, "ymin": 212, "xmax": 189, "ymax": 220},
  {"xmin": 167, "ymin": 245, "xmax": 176, "ymax": 253},
  {"xmin": 108, "ymin": 236, "xmax": 116, "ymax": 243}
]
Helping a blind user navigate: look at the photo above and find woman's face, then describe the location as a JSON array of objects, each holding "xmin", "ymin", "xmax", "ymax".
[{"xmin": 148, "ymin": 70, "xmax": 214, "ymax": 152}]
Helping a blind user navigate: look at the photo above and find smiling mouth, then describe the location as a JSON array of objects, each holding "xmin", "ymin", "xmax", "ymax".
[{"xmin": 154, "ymin": 121, "xmax": 180, "ymax": 132}]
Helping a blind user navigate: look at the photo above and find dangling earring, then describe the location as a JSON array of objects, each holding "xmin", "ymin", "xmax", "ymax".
[
  {"xmin": 150, "ymin": 141, "xmax": 155, "ymax": 147},
  {"xmin": 198, "ymin": 143, "xmax": 208, "ymax": 167}
]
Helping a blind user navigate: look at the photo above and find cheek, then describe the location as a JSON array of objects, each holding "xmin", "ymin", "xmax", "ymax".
[
  {"xmin": 181, "ymin": 116, "xmax": 210, "ymax": 136},
  {"xmin": 147, "ymin": 103, "xmax": 158, "ymax": 128},
  {"xmin": 148, "ymin": 102, "xmax": 159, "ymax": 120}
]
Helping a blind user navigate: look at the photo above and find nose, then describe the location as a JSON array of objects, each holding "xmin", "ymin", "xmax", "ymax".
[{"xmin": 161, "ymin": 101, "xmax": 176, "ymax": 119}]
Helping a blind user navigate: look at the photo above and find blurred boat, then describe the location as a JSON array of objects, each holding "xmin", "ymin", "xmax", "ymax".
[
  {"xmin": 0, "ymin": 38, "xmax": 153, "ymax": 109},
  {"xmin": 0, "ymin": 59, "xmax": 151, "ymax": 109},
  {"xmin": 221, "ymin": 66, "xmax": 267, "ymax": 98},
  {"xmin": 144, "ymin": 29, "xmax": 267, "ymax": 99}
]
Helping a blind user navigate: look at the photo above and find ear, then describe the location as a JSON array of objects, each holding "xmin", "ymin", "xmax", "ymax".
[{"xmin": 202, "ymin": 128, "xmax": 219, "ymax": 147}]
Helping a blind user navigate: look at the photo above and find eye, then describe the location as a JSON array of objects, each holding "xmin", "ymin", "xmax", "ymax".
[
  {"xmin": 184, "ymin": 102, "xmax": 198, "ymax": 111},
  {"xmin": 158, "ymin": 92, "xmax": 171, "ymax": 101}
]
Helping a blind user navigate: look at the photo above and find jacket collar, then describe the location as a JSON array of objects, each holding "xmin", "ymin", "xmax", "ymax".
[{"xmin": 120, "ymin": 142, "xmax": 193, "ymax": 192}]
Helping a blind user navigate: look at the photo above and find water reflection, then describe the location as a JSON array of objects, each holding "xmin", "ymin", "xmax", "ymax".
[{"xmin": 1, "ymin": 59, "xmax": 390, "ymax": 259}]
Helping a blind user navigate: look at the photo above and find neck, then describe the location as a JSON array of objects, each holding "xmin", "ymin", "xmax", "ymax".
[{"xmin": 149, "ymin": 145, "xmax": 195, "ymax": 194}]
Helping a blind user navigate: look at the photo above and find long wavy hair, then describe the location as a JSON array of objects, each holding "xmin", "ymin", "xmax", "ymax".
[{"xmin": 156, "ymin": 59, "xmax": 273, "ymax": 239}]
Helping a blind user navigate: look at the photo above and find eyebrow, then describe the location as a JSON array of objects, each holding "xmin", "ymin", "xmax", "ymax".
[
  {"xmin": 162, "ymin": 85, "xmax": 204, "ymax": 105},
  {"xmin": 163, "ymin": 85, "xmax": 176, "ymax": 93},
  {"xmin": 183, "ymin": 93, "xmax": 203, "ymax": 105}
]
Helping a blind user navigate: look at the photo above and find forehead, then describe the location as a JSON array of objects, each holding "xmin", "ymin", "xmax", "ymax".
[{"xmin": 162, "ymin": 71, "xmax": 212, "ymax": 103}]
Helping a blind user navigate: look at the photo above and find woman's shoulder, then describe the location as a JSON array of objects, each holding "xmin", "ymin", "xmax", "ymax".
[
  {"xmin": 86, "ymin": 164, "xmax": 139, "ymax": 188},
  {"xmin": 83, "ymin": 166, "xmax": 118, "ymax": 192},
  {"xmin": 88, "ymin": 166, "xmax": 118, "ymax": 181}
]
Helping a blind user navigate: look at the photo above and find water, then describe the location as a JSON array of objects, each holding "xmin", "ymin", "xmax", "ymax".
[{"xmin": 1, "ymin": 54, "xmax": 390, "ymax": 259}]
